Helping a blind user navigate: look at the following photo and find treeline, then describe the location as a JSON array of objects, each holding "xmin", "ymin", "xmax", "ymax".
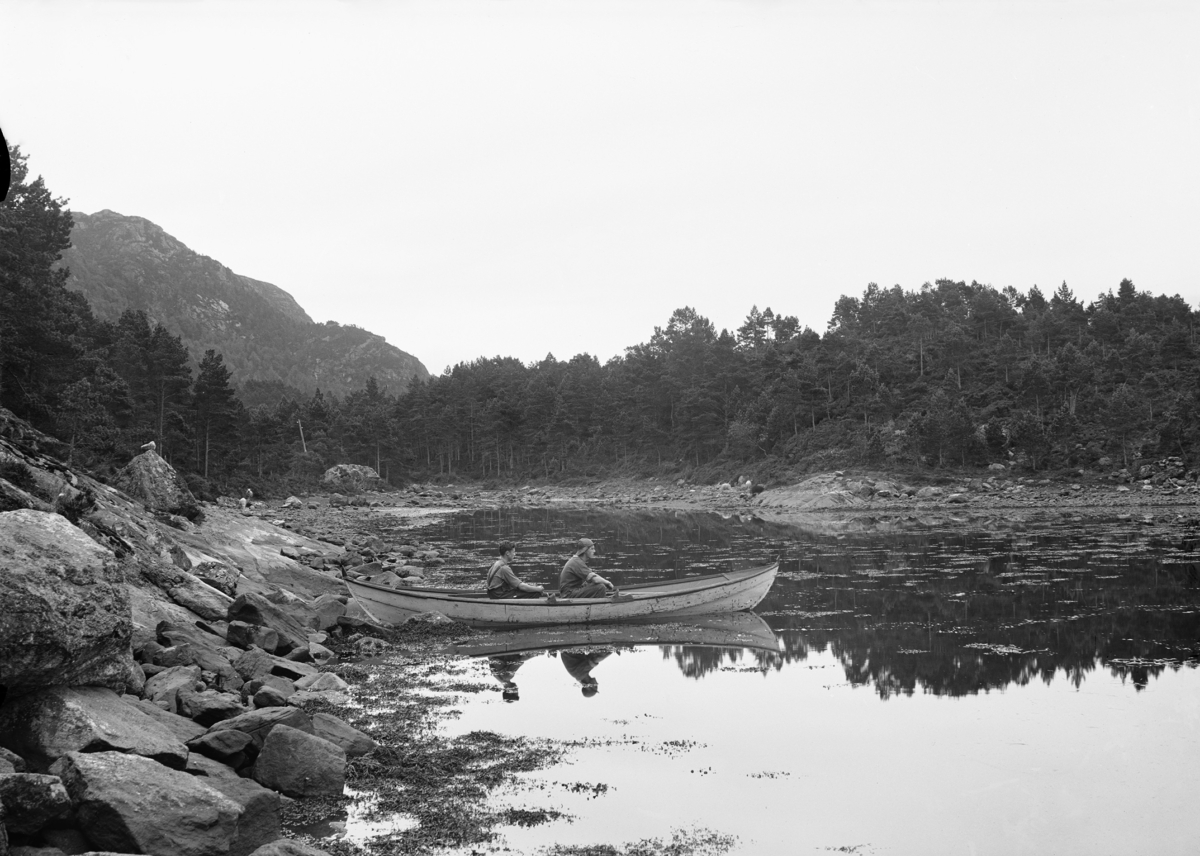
[{"xmin": 4, "ymin": 141, "xmax": 1200, "ymax": 496}]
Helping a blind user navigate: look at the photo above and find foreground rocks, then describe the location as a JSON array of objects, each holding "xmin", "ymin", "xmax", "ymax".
[{"xmin": 0, "ymin": 408, "xmax": 379, "ymax": 855}]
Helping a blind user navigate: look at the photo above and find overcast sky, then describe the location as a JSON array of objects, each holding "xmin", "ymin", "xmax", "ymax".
[{"xmin": 4, "ymin": 1, "xmax": 1198, "ymax": 376}]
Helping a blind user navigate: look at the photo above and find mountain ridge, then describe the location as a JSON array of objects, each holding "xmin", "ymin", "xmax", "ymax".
[{"xmin": 59, "ymin": 210, "xmax": 429, "ymax": 399}]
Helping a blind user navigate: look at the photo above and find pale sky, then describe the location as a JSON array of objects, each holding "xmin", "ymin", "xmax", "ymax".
[{"xmin": 4, "ymin": 1, "xmax": 1198, "ymax": 376}]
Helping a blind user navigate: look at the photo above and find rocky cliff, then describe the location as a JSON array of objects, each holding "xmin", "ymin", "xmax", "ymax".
[{"xmin": 59, "ymin": 210, "xmax": 429, "ymax": 399}]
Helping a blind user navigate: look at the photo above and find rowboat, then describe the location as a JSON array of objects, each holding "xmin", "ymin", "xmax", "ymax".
[
  {"xmin": 444, "ymin": 611, "xmax": 781, "ymax": 656},
  {"xmin": 343, "ymin": 561, "xmax": 779, "ymax": 628}
]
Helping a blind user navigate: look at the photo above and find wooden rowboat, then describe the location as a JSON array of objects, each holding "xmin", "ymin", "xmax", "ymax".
[
  {"xmin": 444, "ymin": 611, "xmax": 781, "ymax": 656},
  {"xmin": 343, "ymin": 561, "xmax": 779, "ymax": 628}
]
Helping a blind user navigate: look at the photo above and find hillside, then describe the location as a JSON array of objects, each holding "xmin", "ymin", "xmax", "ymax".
[{"xmin": 59, "ymin": 210, "xmax": 429, "ymax": 399}]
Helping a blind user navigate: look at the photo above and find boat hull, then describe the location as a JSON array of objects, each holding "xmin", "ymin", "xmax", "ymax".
[{"xmin": 344, "ymin": 562, "xmax": 778, "ymax": 628}]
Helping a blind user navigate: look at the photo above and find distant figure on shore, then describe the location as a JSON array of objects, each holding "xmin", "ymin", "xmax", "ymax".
[
  {"xmin": 486, "ymin": 541, "xmax": 545, "ymax": 599},
  {"xmin": 140, "ymin": 440, "xmax": 156, "ymax": 452},
  {"xmin": 558, "ymin": 538, "xmax": 615, "ymax": 598},
  {"xmin": 561, "ymin": 648, "xmax": 613, "ymax": 697},
  {"xmin": 239, "ymin": 489, "xmax": 254, "ymax": 513}
]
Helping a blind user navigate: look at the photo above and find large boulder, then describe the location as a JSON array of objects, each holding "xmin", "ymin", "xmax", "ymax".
[
  {"xmin": 252, "ymin": 725, "xmax": 345, "ymax": 797},
  {"xmin": 321, "ymin": 463, "xmax": 383, "ymax": 493},
  {"xmin": 0, "ymin": 510, "xmax": 135, "ymax": 699},
  {"xmin": 112, "ymin": 450, "xmax": 202, "ymax": 521},
  {"xmin": 0, "ymin": 686, "xmax": 189, "ymax": 771},
  {"xmin": 51, "ymin": 750, "xmax": 241, "ymax": 856}
]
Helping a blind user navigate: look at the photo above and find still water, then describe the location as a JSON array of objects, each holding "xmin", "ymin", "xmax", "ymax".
[{"xmin": 382, "ymin": 507, "xmax": 1200, "ymax": 855}]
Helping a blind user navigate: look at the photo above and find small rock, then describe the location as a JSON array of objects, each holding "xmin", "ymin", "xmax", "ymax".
[
  {"xmin": 295, "ymin": 672, "xmax": 349, "ymax": 693},
  {"xmin": 0, "ymin": 773, "xmax": 72, "ymax": 835},
  {"xmin": 187, "ymin": 728, "xmax": 255, "ymax": 767},
  {"xmin": 227, "ymin": 621, "xmax": 280, "ymax": 653},
  {"xmin": 311, "ymin": 712, "xmax": 377, "ymax": 758}
]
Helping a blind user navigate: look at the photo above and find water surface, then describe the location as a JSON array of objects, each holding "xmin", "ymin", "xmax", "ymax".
[{"xmin": 375, "ymin": 507, "xmax": 1200, "ymax": 854}]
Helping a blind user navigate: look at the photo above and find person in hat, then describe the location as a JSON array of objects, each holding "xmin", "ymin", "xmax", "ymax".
[
  {"xmin": 486, "ymin": 541, "xmax": 546, "ymax": 599},
  {"xmin": 558, "ymin": 537, "xmax": 615, "ymax": 598}
]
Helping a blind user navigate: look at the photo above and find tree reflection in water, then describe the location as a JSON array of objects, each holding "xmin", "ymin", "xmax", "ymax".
[{"xmin": 421, "ymin": 507, "xmax": 1200, "ymax": 697}]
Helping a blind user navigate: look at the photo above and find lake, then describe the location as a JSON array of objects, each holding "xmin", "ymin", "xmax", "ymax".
[{"xmin": 363, "ymin": 506, "xmax": 1200, "ymax": 855}]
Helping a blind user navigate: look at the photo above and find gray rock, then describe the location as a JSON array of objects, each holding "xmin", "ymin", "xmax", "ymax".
[
  {"xmin": 139, "ymin": 560, "xmax": 234, "ymax": 622},
  {"xmin": 247, "ymin": 840, "xmax": 334, "ymax": 856},
  {"xmin": 286, "ymin": 689, "xmax": 350, "ymax": 707},
  {"xmin": 233, "ymin": 647, "xmax": 317, "ymax": 683},
  {"xmin": 321, "ymin": 464, "xmax": 382, "ymax": 493},
  {"xmin": 118, "ymin": 695, "xmax": 207, "ymax": 743},
  {"xmin": 192, "ymin": 562, "xmax": 240, "ymax": 597},
  {"xmin": 143, "ymin": 664, "xmax": 203, "ymax": 711},
  {"xmin": 0, "ymin": 773, "xmax": 72, "ymax": 835},
  {"xmin": 187, "ymin": 729, "xmax": 254, "ymax": 766},
  {"xmin": 226, "ymin": 592, "xmax": 314, "ymax": 653},
  {"xmin": 311, "ymin": 712, "xmax": 377, "ymax": 758},
  {"xmin": 0, "ymin": 686, "xmax": 188, "ymax": 771},
  {"xmin": 252, "ymin": 686, "xmax": 290, "ymax": 708},
  {"xmin": 252, "ymin": 725, "xmax": 345, "ymax": 797},
  {"xmin": 206, "ymin": 706, "xmax": 314, "ymax": 751},
  {"xmin": 307, "ymin": 642, "xmax": 335, "ymax": 665},
  {"xmin": 185, "ymin": 752, "xmax": 242, "ymax": 780},
  {"xmin": 226, "ymin": 621, "xmax": 279, "ymax": 653},
  {"xmin": 0, "ymin": 746, "xmax": 27, "ymax": 772},
  {"xmin": 0, "ymin": 510, "xmax": 135, "ymax": 699},
  {"xmin": 111, "ymin": 450, "xmax": 201, "ymax": 521},
  {"xmin": 175, "ymin": 688, "xmax": 246, "ymax": 726},
  {"xmin": 246, "ymin": 675, "xmax": 296, "ymax": 699},
  {"xmin": 295, "ymin": 673, "xmax": 348, "ymax": 693},
  {"xmin": 310, "ymin": 594, "xmax": 345, "ymax": 630},
  {"xmin": 156, "ymin": 622, "xmax": 238, "ymax": 684},
  {"xmin": 200, "ymin": 774, "xmax": 282, "ymax": 856},
  {"xmin": 51, "ymin": 751, "xmax": 240, "ymax": 856}
]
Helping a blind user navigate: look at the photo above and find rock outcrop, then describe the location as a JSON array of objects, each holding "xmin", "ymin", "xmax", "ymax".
[
  {"xmin": 112, "ymin": 449, "xmax": 202, "ymax": 521},
  {"xmin": 0, "ymin": 510, "xmax": 135, "ymax": 700}
]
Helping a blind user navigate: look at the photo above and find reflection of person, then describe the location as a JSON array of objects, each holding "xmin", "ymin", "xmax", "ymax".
[
  {"xmin": 489, "ymin": 652, "xmax": 536, "ymax": 702},
  {"xmin": 558, "ymin": 538, "xmax": 615, "ymax": 598},
  {"xmin": 486, "ymin": 542, "xmax": 545, "ymax": 599},
  {"xmin": 561, "ymin": 649, "xmax": 612, "ymax": 697}
]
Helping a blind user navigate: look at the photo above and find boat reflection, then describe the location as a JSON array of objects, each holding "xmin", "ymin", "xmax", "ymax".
[
  {"xmin": 446, "ymin": 611, "xmax": 780, "ymax": 658},
  {"xmin": 449, "ymin": 612, "xmax": 781, "ymax": 700}
]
